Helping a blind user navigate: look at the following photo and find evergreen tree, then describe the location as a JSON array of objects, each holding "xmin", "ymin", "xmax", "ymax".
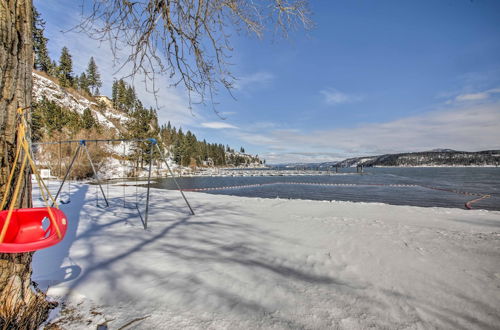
[
  {"xmin": 31, "ymin": 103, "xmax": 44, "ymax": 142},
  {"xmin": 81, "ymin": 108, "xmax": 96, "ymax": 130},
  {"xmin": 58, "ymin": 47, "xmax": 73, "ymax": 87},
  {"xmin": 111, "ymin": 79, "xmax": 143, "ymax": 113},
  {"xmin": 111, "ymin": 79, "xmax": 118, "ymax": 107},
  {"xmin": 86, "ymin": 57, "xmax": 102, "ymax": 95},
  {"xmin": 78, "ymin": 72, "xmax": 90, "ymax": 95},
  {"xmin": 115, "ymin": 79, "xmax": 128, "ymax": 111},
  {"xmin": 32, "ymin": 6, "xmax": 52, "ymax": 72},
  {"xmin": 126, "ymin": 86, "xmax": 136, "ymax": 110},
  {"xmin": 48, "ymin": 60, "xmax": 58, "ymax": 76},
  {"xmin": 32, "ymin": 97, "xmax": 80, "ymax": 135},
  {"xmin": 180, "ymin": 130, "xmax": 198, "ymax": 166}
]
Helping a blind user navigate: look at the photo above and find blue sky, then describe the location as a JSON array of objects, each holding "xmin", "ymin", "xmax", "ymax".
[{"xmin": 36, "ymin": 0, "xmax": 500, "ymax": 163}]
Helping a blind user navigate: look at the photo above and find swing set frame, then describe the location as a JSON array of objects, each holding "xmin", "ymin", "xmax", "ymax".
[{"xmin": 33, "ymin": 138, "xmax": 195, "ymax": 229}]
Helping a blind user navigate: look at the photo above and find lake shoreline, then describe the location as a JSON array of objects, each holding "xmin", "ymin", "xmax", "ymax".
[{"xmin": 33, "ymin": 183, "xmax": 500, "ymax": 329}]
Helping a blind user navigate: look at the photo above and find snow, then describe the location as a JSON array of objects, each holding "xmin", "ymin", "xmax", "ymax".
[
  {"xmin": 103, "ymin": 111, "xmax": 129, "ymax": 124},
  {"xmin": 33, "ymin": 73, "xmax": 95, "ymax": 116},
  {"xmin": 31, "ymin": 182, "xmax": 500, "ymax": 329},
  {"xmin": 32, "ymin": 72, "xmax": 120, "ymax": 131}
]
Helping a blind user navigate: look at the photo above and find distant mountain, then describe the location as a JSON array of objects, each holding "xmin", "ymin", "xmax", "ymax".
[
  {"xmin": 334, "ymin": 150, "xmax": 500, "ymax": 167},
  {"xmin": 427, "ymin": 148, "xmax": 458, "ymax": 153},
  {"xmin": 275, "ymin": 150, "xmax": 500, "ymax": 169}
]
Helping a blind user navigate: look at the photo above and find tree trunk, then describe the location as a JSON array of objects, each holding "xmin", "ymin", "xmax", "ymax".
[{"xmin": 1, "ymin": 0, "xmax": 55, "ymax": 328}]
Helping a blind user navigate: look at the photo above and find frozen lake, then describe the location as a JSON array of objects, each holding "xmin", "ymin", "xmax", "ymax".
[{"xmin": 151, "ymin": 167, "xmax": 500, "ymax": 211}]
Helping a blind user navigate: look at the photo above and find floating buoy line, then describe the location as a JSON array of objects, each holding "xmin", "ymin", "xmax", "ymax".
[{"xmin": 181, "ymin": 182, "xmax": 492, "ymax": 209}]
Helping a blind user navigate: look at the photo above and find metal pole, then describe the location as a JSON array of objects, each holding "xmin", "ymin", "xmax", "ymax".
[
  {"xmin": 123, "ymin": 143, "xmax": 126, "ymax": 208},
  {"xmin": 53, "ymin": 144, "xmax": 81, "ymax": 206},
  {"xmin": 33, "ymin": 137, "xmax": 166, "ymax": 146},
  {"xmin": 144, "ymin": 143, "xmax": 154, "ymax": 229},
  {"xmin": 58, "ymin": 141, "xmax": 62, "ymax": 177},
  {"xmin": 155, "ymin": 143, "xmax": 195, "ymax": 215},
  {"xmin": 82, "ymin": 141, "xmax": 109, "ymax": 207}
]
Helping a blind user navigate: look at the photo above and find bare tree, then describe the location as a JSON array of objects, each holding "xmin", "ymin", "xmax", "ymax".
[
  {"xmin": 0, "ymin": 0, "xmax": 310, "ymax": 328},
  {"xmin": 76, "ymin": 0, "xmax": 312, "ymax": 108}
]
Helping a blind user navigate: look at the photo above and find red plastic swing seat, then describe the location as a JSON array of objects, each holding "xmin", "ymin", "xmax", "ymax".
[{"xmin": 0, "ymin": 207, "xmax": 67, "ymax": 253}]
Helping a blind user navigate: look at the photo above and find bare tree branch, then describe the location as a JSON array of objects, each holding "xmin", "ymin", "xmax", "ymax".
[{"xmin": 73, "ymin": 0, "xmax": 312, "ymax": 110}]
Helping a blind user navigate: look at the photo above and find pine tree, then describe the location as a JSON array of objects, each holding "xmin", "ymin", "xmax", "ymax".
[
  {"xmin": 78, "ymin": 72, "xmax": 90, "ymax": 95},
  {"xmin": 32, "ymin": 97, "xmax": 70, "ymax": 134},
  {"xmin": 81, "ymin": 108, "xmax": 96, "ymax": 130},
  {"xmin": 86, "ymin": 57, "xmax": 102, "ymax": 95},
  {"xmin": 111, "ymin": 79, "xmax": 118, "ymax": 107},
  {"xmin": 126, "ymin": 86, "xmax": 136, "ymax": 110},
  {"xmin": 48, "ymin": 60, "xmax": 58, "ymax": 76},
  {"xmin": 58, "ymin": 47, "xmax": 73, "ymax": 87},
  {"xmin": 32, "ymin": 6, "xmax": 52, "ymax": 72},
  {"xmin": 116, "ymin": 79, "xmax": 128, "ymax": 111}
]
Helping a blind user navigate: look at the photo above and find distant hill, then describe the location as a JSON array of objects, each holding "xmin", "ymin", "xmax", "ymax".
[
  {"xmin": 334, "ymin": 150, "xmax": 500, "ymax": 167},
  {"xmin": 278, "ymin": 150, "xmax": 500, "ymax": 169}
]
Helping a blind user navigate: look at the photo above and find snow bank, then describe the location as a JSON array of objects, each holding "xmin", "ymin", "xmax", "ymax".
[{"xmin": 32, "ymin": 182, "xmax": 500, "ymax": 329}]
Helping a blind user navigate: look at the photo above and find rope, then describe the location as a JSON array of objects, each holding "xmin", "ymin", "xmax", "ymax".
[
  {"xmin": 0, "ymin": 116, "xmax": 24, "ymax": 210},
  {"xmin": 0, "ymin": 152, "xmax": 29, "ymax": 242},
  {"xmin": 0, "ymin": 108, "xmax": 62, "ymax": 243},
  {"xmin": 181, "ymin": 181, "xmax": 492, "ymax": 209},
  {"xmin": 465, "ymin": 194, "xmax": 491, "ymax": 209}
]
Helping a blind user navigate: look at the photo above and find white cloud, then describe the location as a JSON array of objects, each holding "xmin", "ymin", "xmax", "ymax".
[
  {"xmin": 320, "ymin": 88, "xmax": 362, "ymax": 106},
  {"xmin": 201, "ymin": 122, "xmax": 238, "ymax": 129},
  {"xmin": 454, "ymin": 87, "xmax": 500, "ymax": 103},
  {"xmin": 238, "ymin": 102, "xmax": 500, "ymax": 163},
  {"xmin": 262, "ymin": 152, "xmax": 345, "ymax": 164},
  {"xmin": 455, "ymin": 92, "xmax": 489, "ymax": 102},
  {"xmin": 236, "ymin": 132, "xmax": 279, "ymax": 145},
  {"xmin": 233, "ymin": 72, "xmax": 274, "ymax": 90}
]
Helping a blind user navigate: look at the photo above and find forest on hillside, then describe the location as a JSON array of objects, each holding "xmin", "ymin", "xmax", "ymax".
[
  {"xmin": 334, "ymin": 150, "xmax": 500, "ymax": 167},
  {"xmin": 31, "ymin": 6, "xmax": 261, "ymax": 176}
]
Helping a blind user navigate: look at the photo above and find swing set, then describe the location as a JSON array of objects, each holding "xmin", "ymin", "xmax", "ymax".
[
  {"xmin": 0, "ymin": 109, "xmax": 194, "ymax": 254},
  {"xmin": 39, "ymin": 137, "xmax": 194, "ymax": 221}
]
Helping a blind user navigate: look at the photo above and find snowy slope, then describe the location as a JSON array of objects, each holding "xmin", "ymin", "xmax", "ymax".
[
  {"xmin": 32, "ymin": 182, "xmax": 500, "ymax": 329},
  {"xmin": 32, "ymin": 72, "xmax": 122, "ymax": 131}
]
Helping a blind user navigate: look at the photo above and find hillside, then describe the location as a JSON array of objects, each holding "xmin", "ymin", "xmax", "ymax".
[
  {"xmin": 33, "ymin": 71, "xmax": 127, "ymax": 135},
  {"xmin": 31, "ymin": 70, "xmax": 262, "ymax": 173},
  {"xmin": 334, "ymin": 150, "xmax": 500, "ymax": 167}
]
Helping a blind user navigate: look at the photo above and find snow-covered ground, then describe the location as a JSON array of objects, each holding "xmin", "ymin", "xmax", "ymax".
[{"xmin": 32, "ymin": 182, "xmax": 500, "ymax": 329}]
